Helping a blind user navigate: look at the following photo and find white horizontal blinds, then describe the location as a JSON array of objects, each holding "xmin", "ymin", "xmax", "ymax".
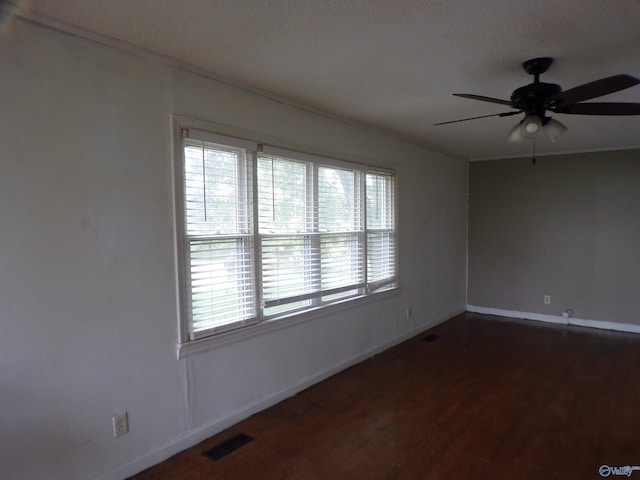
[
  {"xmin": 257, "ymin": 156, "xmax": 309, "ymax": 234},
  {"xmin": 184, "ymin": 141, "xmax": 252, "ymax": 236},
  {"xmin": 258, "ymin": 155, "xmax": 315, "ymax": 314},
  {"xmin": 366, "ymin": 172, "xmax": 397, "ymax": 289},
  {"xmin": 183, "ymin": 139, "xmax": 256, "ymax": 337},
  {"xmin": 185, "ymin": 129, "xmax": 258, "ymax": 152},
  {"xmin": 318, "ymin": 166, "xmax": 360, "ymax": 232},
  {"xmin": 188, "ymin": 239, "xmax": 255, "ymax": 333},
  {"xmin": 261, "ymin": 235, "xmax": 319, "ymax": 313},
  {"xmin": 318, "ymin": 166, "xmax": 365, "ymax": 301},
  {"xmin": 177, "ymin": 129, "xmax": 399, "ymax": 340},
  {"xmin": 257, "ymin": 155, "xmax": 367, "ymax": 313}
]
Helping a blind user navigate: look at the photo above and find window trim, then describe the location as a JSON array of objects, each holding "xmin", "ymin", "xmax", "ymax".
[
  {"xmin": 178, "ymin": 287, "xmax": 399, "ymax": 358},
  {"xmin": 171, "ymin": 117, "xmax": 398, "ymax": 355}
]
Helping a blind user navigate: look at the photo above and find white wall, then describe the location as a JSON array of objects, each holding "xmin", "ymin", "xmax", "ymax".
[
  {"xmin": 0, "ymin": 17, "xmax": 467, "ymax": 479},
  {"xmin": 467, "ymin": 151, "xmax": 640, "ymax": 328}
]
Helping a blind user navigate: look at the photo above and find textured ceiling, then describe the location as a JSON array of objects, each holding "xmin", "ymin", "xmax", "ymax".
[{"xmin": 13, "ymin": 0, "xmax": 640, "ymax": 159}]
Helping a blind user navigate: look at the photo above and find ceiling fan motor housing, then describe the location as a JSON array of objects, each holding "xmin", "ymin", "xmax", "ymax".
[{"xmin": 510, "ymin": 82, "xmax": 562, "ymax": 116}]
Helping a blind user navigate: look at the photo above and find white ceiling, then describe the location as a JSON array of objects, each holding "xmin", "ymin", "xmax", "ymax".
[{"xmin": 13, "ymin": 0, "xmax": 640, "ymax": 159}]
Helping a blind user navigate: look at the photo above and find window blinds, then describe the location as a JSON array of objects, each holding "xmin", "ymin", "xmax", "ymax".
[
  {"xmin": 366, "ymin": 172, "xmax": 397, "ymax": 289},
  {"xmin": 183, "ymin": 139, "xmax": 257, "ymax": 338},
  {"xmin": 178, "ymin": 129, "xmax": 397, "ymax": 339},
  {"xmin": 257, "ymin": 154, "xmax": 366, "ymax": 314}
]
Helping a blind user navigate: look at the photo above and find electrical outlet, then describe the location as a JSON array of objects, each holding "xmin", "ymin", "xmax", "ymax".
[
  {"xmin": 113, "ymin": 412, "xmax": 129, "ymax": 438},
  {"xmin": 544, "ymin": 295, "xmax": 551, "ymax": 305}
]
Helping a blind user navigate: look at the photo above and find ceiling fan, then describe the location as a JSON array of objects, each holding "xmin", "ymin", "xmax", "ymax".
[{"xmin": 435, "ymin": 57, "xmax": 640, "ymax": 143}]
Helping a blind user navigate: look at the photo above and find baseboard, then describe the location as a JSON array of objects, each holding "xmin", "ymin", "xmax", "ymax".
[
  {"xmin": 99, "ymin": 309, "xmax": 461, "ymax": 480},
  {"xmin": 466, "ymin": 305, "xmax": 640, "ymax": 334}
]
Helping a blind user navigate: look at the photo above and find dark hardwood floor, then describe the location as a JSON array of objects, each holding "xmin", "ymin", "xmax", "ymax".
[{"xmin": 131, "ymin": 312, "xmax": 640, "ymax": 479}]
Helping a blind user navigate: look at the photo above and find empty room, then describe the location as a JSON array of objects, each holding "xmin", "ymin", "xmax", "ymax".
[{"xmin": 1, "ymin": 1, "xmax": 639, "ymax": 479}]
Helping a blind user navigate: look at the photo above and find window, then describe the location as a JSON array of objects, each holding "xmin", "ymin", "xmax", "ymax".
[
  {"xmin": 182, "ymin": 139, "xmax": 257, "ymax": 335},
  {"xmin": 176, "ymin": 128, "xmax": 397, "ymax": 341},
  {"xmin": 366, "ymin": 171, "xmax": 397, "ymax": 288}
]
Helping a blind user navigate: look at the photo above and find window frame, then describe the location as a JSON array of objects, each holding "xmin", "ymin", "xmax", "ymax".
[
  {"xmin": 173, "ymin": 121, "xmax": 398, "ymax": 353},
  {"xmin": 257, "ymin": 154, "xmax": 368, "ymax": 317},
  {"xmin": 181, "ymin": 139, "xmax": 259, "ymax": 338}
]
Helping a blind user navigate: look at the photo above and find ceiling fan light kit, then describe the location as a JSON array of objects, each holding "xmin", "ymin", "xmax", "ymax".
[
  {"xmin": 506, "ymin": 114, "xmax": 568, "ymax": 144},
  {"xmin": 542, "ymin": 118, "xmax": 568, "ymax": 143},
  {"xmin": 520, "ymin": 115, "xmax": 542, "ymax": 138},
  {"xmin": 507, "ymin": 122, "xmax": 526, "ymax": 143},
  {"xmin": 436, "ymin": 57, "xmax": 640, "ymax": 145}
]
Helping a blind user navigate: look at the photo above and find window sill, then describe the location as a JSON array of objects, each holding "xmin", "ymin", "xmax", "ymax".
[{"xmin": 176, "ymin": 287, "xmax": 399, "ymax": 359}]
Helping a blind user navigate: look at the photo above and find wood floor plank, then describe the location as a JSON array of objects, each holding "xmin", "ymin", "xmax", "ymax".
[{"xmin": 131, "ymin": 313, "xmax": 640, "ymax": 479}]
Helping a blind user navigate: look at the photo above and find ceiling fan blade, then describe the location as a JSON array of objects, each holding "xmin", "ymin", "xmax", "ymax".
[
  {"xmin": 550, "ymin": 74, "xmax": 640, "ymax": 106},
  {"xmin": 552, "ymin": 102, "xmax": 640, "ymax": 115},
  {"xmin": 453, "ymin": 93, "xmax": 522, "ymax": 108},
  {"xmin": 434, "ymin": 111, "xmax": 522, "ymax": 126}
]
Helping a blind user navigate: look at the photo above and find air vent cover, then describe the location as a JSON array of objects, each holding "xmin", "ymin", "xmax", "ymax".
[
  {"xmin": 202, "ymin": 433, "xmax": 254, "ymax": 461},
  {"xmin": 422, "ymin": 334, "xmax": 440, "ymax": 342}
]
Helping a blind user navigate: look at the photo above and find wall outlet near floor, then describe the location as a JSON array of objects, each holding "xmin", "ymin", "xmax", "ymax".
[
  {"xmin": 113, "ymin": 412, "xmax": 129, "ymax": 438},
  {"xmin": 544, "ymin": 295, "xmax": 551, "ymax": 305}
]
